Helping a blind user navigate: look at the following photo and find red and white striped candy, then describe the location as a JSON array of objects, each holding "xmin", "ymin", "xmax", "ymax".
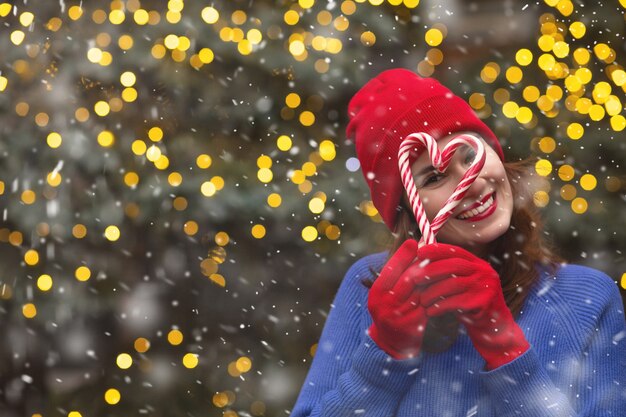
[{"xmin": 397, "ymin": 132, "xmax": 486, "ymax": 247}]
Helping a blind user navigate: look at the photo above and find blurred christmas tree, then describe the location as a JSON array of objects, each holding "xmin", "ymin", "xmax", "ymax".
[{"xmin": 0, "ymin": 0, "xmax": 624, "ymax": 416}]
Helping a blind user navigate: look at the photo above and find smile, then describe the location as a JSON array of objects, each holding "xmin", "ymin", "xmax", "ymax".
[{"xmin": 456, "ymin": 192, "xmax": 497, "ymax": 221}]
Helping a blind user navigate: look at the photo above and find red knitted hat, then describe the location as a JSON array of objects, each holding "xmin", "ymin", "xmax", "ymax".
[{"xmin": 346, "ymin": 68, "xmax": 504, "ymax": 232}]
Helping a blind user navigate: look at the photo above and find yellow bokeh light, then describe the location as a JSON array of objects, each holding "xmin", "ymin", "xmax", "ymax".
[
  {"xmin": 537, "ymin": 34, "xmax": 555, "ymax": 52},
  {"xmin": 168, "ymin": 172, "xmax": 183, "ymax": 187},
  {"xmin": 289, "ymin": 40, "xmax": 305, "ymax": 56},
  {"xmin": 267, "ymin": 193, "xmax": 282, "ymax": 208},
  {"xmin": 122, "ymin": 87, "xmax": 138, "ymax": 102},
  {"xmin": 611, "ymin": 69, "xmax": 626, "ymax": 86},
  {"xmin": 301, "ymin": 226, "xmax": 318, "ymax": 242},
  {"xmin": 299, "ymin": 111, "xmax": 315, "ymax": 126},
  {"xmin": 109, "ymin": 9, "xmax": 125, "ymax": 24},
  {"xmin": 580, "ymin": 173, "xmax": 597, "ymax": 190},
  {"xmin": 552, "ymin": 41, "xmax": 569, "ymax": 58},
  {"xmin": 560, "ymin": 184, "xmax": 577, "ymax": 200},
  {"xmin": 588, "ymin": 105, "xmax": 605, "ymax": 121},
  {"xmin": 505, "ymin": 66, "xmax": 523, "ymax": 84},
  {"xmin": 201, "ymin": 181, "xmax": 217, "ymax": 197},
  {"xmin": 426, "ymin": 48, "xmax": 443, "ymax": 66},
  {"xmin": 164, "ymin": 34, "xmax": 179, "ymax": 49},
  {"xmin": 515, "ymin": 48, "xmax": 533, "ymax": 66},
  {"xmin": 184, "ymin": 221, "xmax": 198, "ymax": 236},
  {"xmin": 119, "ymin": 34, "xmax": 134, "ymax": 50},
  {"xmin": 124, "ymin": 172, "xmax": 139, "ymax": 187},
  {"xmin": 538, "ymin": 54, "xmax": 555, "ymax": 71},
  {"xmin": 610, "ymin": 115, "xmax": 626, "ymax": 131},
  {"xmin": 469, "ymin": 93, "xmax": 485, "ymax": 110},
  {"xmin": 23, "ymin": 303, "xmax": 37, "ymax": 318},
  {"xmin": 569, "ymin": 21, "xmax": 586, "ymax": 38},
  {"xmin": 285, "ymin": 93, "xmax": 301, "ymax": 108},
  {"xmin": 210, "ymin": 176, "xmax": 224, "ymax": 190},
  {"xmin": 46, "ymin": 171, "xmax": 62, "ymax": 187},
  {"xmin": 116, "ymin": 353, "xmax": 132, "ymax": 369},
  {"xmin": 146, "ymin": 145, "xmax": 161, "ymax": 162},
  {"xmin": 105, "ymin": 225, "xmax": 121, "ymax": 241},
  {"xmin": 573, "ymin": 47, "xmax": 590, "ymax": 65},
  {"xmin": 319, "ymin": 140, "xmax": 336, "ymax": 161},
  {"xmin": 183, "ymin": 353, "xmax": 199, "ymax": 368},
  {"xmin": 236, "ymin": 356, "xmax": 252, "ymax": 372},
  {"xmin": 72, "ymin": 224, "xmax": 87, "ymax": 239},
  {"xmin": 309, "ymin": 198, "xmax": 325, "ymax": 214},
  {"xmin": 148, "ymin": 127, "xmax": 163, "ymax": 142},
  {"xmin": 523, "ymin": 86, "xmax": 540, "ymax": 102},
  {"xmin": 538, "ymin": 136, "xmax": 556, "ymax": 153},
  {"xmin": 134, "ymin": 337, "xmax": 150, "ymax": 353},
  {"xmin": 215, "ymin": 231, "xmax": 229, "ymax": 246},
  {"xmin": 558, "ymin": 164, "xmax": 575, "ymax": 181},
  {"xmin": 75, "ymin": 266, "xmax": 91, "ymax": 281},
  {"xmin": 0, "ymin": 4, "xmax": 12, "ymax": 17},
  {"xmin": 593, "ymin": 43, "xmax": 610, "ymax": 60},
  {"xmin": 10, "ymin": 30, "xmax": 25, "ymax": 45},
  {"xmin": 198, "ymin": 48, "xmax": 214, "ymax": 64},
  {"xmin": 19, "ymin": 12, "xmax": 34, "ymax": 26},
  {"xmin": 533, "ymin": 190, "xmax": 550, "ymax": 208},
  {"xmin": 37, "ymin": 274, "xmax": 53, "ymax": 292},
  {"xmin": 168, "ymin": 329, "xmax": 183, "ymax": 345},
  {"xmin": 566, "ymin": 123, "xmax": 584, "ymax": 140},
  {"xmin": 132, "ymin": 140, "xmax": 147, "ymax": 155},
  {"xmin": 201, "ymin": 7, "xmax": 219, "ymax": 24},
  {"xmin": 134, "ymin": 9, "xmax": 149, "ymax": 25},
  {"xmin": 68, "ymin": 5, "xmax": 83, "ymax": 20},
  {"xmin": 94, "ymin": 101, "xmax": 110, "ymax": 117},
  {"xmin": 104, "ymin": 388, "xmax": 121, "ymax": 405},
  {"xmin": 251, "ymin": 224, "xmax": 266, "ymax": 239},
  {"xmin": 424, "ymin": 28, "xmax": 443, "ymax": 46},
  {"xmin": 502, "ymin": 101, "xmax": 520, "ymax": 118},
  {"xmin": 277, "ymin": 135, "xmax": 292, "ymax": 151},
  {"xmin": 257, "ymin": 155, "xmax": 272, "ymax": 168},
  {"xmin": 97, "ymin": 130, "xmax": 115, "ymax": 147},
  {"xmin": 535, "ymin": 159, "xmax": 553, "ymax": 177},
  {"xmin": 117, "ymin": 72, "xmax": 135, "ymax": 89},
  {"xmin": 571, "ymin": 197, "xmax": 587, "ymax": 214},
  {"xmin": 22, "ymin": 190, "xmax": 36, "ymax": 204},
  {"xmin": 213, "ymin": 392, "xmax": 229, "ymax": 408},
  {"xmin": 196, "ymin": 154, "xmax": 212, "ymax": 169},
  {"xmin": 257, "ymin": 168, "xmax": 273, "ymax": 183},
  {"xmin": 361, "ymin": 31, "xmax": 376, "ymax": 46},
  {"xmin": 24, "ymin": 249, "xmax": 39, "ymax": 265}
]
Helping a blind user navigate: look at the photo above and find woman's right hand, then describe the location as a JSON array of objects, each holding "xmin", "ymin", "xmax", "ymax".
[{"xmin": 367, "ymin": 239, "xmax": 428, "ymax": 360}]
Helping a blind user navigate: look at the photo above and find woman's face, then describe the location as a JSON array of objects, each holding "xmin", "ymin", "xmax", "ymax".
[{"xmin": 408, "ymin": 131, "xmax": 513, "ymax": 256}]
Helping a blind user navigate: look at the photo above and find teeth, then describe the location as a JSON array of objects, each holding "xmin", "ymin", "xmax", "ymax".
[{"xmin": 457, "ymin": 195, "xmax": 494, "ymax": 220}]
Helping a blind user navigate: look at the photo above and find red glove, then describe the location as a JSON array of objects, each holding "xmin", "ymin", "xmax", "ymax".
[
  {"xmin": 414, "ymin": 243, "xmax": 530, "ymax": 370},
  {"xmin": 368, "ymin": 239, "xmax": 428, "ymax": 360}
]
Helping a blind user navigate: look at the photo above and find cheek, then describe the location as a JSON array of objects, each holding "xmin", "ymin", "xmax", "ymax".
[{"xmin": 420, "ymin": 192, "xmax": 447, "ymax": 218}]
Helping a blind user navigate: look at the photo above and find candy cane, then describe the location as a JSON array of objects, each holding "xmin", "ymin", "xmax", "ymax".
[{"xmin": 398, "ymin": 132, "xmax": 486, "ymax": 247}]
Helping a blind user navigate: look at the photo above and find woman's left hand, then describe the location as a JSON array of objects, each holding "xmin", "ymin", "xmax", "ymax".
[{"xmin": 412, "ymin": 243, "xmax": 530, "ymax": 370}]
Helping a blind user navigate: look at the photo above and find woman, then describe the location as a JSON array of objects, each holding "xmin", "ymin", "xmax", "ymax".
[{"xmin": 291, "ymin": 69, "xmax": 626, "ymax": 416}]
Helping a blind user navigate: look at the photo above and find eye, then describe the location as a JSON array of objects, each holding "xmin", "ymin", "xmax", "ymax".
[
  {"xmin": 423, "ymin": 172, "xmax": 444, "ymax": 186},
  {"xmin": 464, "ymin": 147, "xmax": 477, "ymax": 164}
]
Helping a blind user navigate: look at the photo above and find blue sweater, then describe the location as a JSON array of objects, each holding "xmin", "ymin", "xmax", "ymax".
[{"xmin": 291, "ymin": 252, "xmax": 626, "ymax": 417}]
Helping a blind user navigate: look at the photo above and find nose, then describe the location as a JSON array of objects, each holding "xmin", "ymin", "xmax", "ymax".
[{"xmin": 449, "ymin": 163, "xmax": 488, "ymax": 209}]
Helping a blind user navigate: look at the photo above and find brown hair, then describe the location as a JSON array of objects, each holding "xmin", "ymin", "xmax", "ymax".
[{"xmin": 365, "ymin": 159, "xmax": 564, "ymax": 353}]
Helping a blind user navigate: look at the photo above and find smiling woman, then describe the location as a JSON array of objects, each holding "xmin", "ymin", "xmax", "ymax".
[
  {"xmin": 407, "ymin": 133, "xmax": 514, "ymax": 254},
  {"xmin": 291, "ymin": 68, "xmax": 626, "ymax": 417}
]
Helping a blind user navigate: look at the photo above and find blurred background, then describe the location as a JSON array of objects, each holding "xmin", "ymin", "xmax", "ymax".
[{"xmin": 0, "ymin": 0, "xmax": 625, "ymax": 416}]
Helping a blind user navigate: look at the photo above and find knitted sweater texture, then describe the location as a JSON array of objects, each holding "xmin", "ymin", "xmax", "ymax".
[{"xmin": 291, "ymin": 252, "xmax": 626, "ymax": 417}]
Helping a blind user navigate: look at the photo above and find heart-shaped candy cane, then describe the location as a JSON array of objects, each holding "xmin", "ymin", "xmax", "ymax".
[{"xmin": 398, "ymin": 132, "xmax": 486, "ymax": 247}]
